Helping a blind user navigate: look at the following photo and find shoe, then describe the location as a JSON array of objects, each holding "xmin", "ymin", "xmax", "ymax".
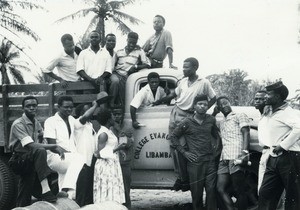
[
  {"xmin": 41, "ymin": 191, "xmax": 57, "ymax": 203},
  {"xmin": 181, "ymin": 181, "xmax": 190, "ymax": 192},
  {"xmin": 172, "ymin": 179, "xmax": 182, "ymax": 191},
  {"xmin": 57, "ymin": 191, "xmax": 69, "ymax": 198}
]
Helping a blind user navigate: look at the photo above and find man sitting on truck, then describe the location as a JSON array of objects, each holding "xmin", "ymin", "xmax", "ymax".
[
  {"xmin": 43, "ymin": 96, "xmax": 98, "ymax": 206},
  {"xmin": 9, "ymin": 96, "xmax": 68, "ymax": 207},
  {"xmin": 109, "ymin": 32, "xmax": 151, "ymax": 108},
  {"xmin": 130, "ymin": 72, "xmax": 167, "ymax": 128}
]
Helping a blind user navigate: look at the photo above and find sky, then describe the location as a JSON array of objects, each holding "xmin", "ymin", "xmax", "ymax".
[{"xmin": 13, "ymin": 0, "xmax": 300, "ymax": 97}]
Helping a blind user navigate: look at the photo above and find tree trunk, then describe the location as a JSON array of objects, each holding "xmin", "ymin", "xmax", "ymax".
[
  {"xmin": 0, "ymin": 65, "xmax": 9, "ymax": 85},
  {"xmin": 96, "ymin": 17, "xmax": 105, "ymax": 47}
]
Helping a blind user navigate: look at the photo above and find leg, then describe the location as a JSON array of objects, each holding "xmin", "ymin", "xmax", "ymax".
[
  {"xmin": 231, "ymin": 171, "xmax": 248, "ymax": 210},
  {"xmin": 121, "ymin": 162, "xmax": 132, "ymax": 209},
  {"xmin": 75, "ymin": 165, "xmax": 89, "ymax": 207},
  {"xmin": 16, "ymin": 166, "xmax": 36, "ymax": 207},
  {"xmin": 204, "ymin": 160, "xmax": 217, "ymax": 210},
  {"xmin": 109, "ymin": 73, "xmax": 120, "ymax": 107},
  {"xmin": 217, "ymin": 173, "xmax": 234, "ymax": 210}
]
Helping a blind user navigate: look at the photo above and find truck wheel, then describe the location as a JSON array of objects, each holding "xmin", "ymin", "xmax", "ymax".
[{"xmin": 0, "ymin": 158, "xmax": 16, "ymax": 210}]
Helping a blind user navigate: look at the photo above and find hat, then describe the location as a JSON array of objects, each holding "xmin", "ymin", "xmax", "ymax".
[
  {"xmin": 96, "ymin": 91, "xmax": 112, "ymax": 105},
  {"xmin": 265, "ymin": 81, "xmax": 284, "ymax": 91}
]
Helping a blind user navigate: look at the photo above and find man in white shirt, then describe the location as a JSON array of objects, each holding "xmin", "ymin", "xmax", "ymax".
[
  {"xmin": 43, "ymin": 34, "xmax": 80, "ymax": 92},
  {"xmin": 44, "ymin": 96, "xmax": 98, "ymax": 206},
  {"xmin": 130, "ymin": 72, "xmax": 166, "ymax": 128},
  {"xmin": 258, "ymin": 81, "xmax": 300, "ymax": 210},
  {"xmin": 76, "ymin": 31, "xmax": 112, "ymax": 93}
]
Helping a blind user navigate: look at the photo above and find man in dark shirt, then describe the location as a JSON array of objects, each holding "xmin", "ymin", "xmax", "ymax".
[{"xmin": 170, "ymin": 94, "xmax": 219, "ymax": 210}]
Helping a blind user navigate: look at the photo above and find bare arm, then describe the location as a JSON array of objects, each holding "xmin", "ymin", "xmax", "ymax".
[
  {"xmin": 130, "ymin": 105, "xmax": 140, "ymax": 129},
  {"xmin": 45, "ymin": 72, "xmax": 69, "ymax": 88},
  {"xmin": 79, "ymin": 101, "xmax": 97, "ymax": 125},
  {"xmin": 94, "ymin": 133, "xmax": 108, "ymax": 158},
  {"xmin": 77, "ymin": 70, "xmax": 95, "ymax": 84},
  {"xmin": 167, "ymin": 48, "xmax": 177, "ymax": 69},
  {"xmin": 153, "ymin": 89, "xmax": 177, "ymax": 106},
  {"xmin": 208, "ymin": 96, "xmax": 217, "ymax": 110}
]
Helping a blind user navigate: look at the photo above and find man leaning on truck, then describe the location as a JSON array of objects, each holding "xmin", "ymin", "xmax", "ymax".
[
  {"xmin": 157, "ymin": 57, "xmax": 216, "ymax": 191},
  {"xmin": 9, "ymin": 96, "xmax": 67, "ymax": 207}
]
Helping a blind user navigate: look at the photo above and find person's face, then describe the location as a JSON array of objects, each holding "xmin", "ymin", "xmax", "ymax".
[
  {"xmin": 89, "ymin": 32, "xmax": 101, "ymax": 47},
  {"xmin": 148, "ymin": 77, "xmax": 160, "ymax": 92},
  {"xmin": 153, "ymin": 17, "xmax": 164, "ymax": 31},
  {"xmin": 23, "ymin": 99, "xmax": 38, "ymax": 118},
  {"xmin": 127, "ymin": 38, "xmax": 137, "ymax": 52},
  {"xmin": 194, "ymin": 100, "xmax": 209, "ymax": 115},
  {"xmin": 81, "ymin": 104, "xmax": 91, "ymax": 115},
  {"xmin": 112, "ymin": 109, "xmax": 123, "ymax": 124},
  {"xmin": 63, "ymin": 40, "xmax": 75, "ymax": 54},
  {"xmin": 106, "ymin": 35, "xmax": 116, "ymax": 50},
  {"xmin": 254, "ymin": 92, "xmax": 266, "ymax": 110},
  {"xmin": 58, "ymin": 101, "xmax": 74, "ymax": 118},
  {"xmin": 265, "ymin": 90, "xmax": 280, "ymax": 105},
  {"xmin": 183, "ymin": 61, "xmax": 196, "ymax": 77},
  {"xmin": 218, "ymin": 98, "xmax": 232, "ymax": 115}
]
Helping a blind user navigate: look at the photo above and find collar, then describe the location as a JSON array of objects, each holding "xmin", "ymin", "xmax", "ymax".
[
  {"xmin": 54, "ymin": 112, "xmax": 71, "ymax": 122},
  {"xmin": 272, "ymin": 102, "xmax": 289, "ymax": 113},
  {"xmin": 22, "ymin": 113, "xmax": 34, "ymax": 125},
  {"xmin": 88, "ymin": 45, "xmax": 102, "ymax": 53},
  {"xmin": 224, "ymin": 111, "xmax": 236, "ymax": 120}
]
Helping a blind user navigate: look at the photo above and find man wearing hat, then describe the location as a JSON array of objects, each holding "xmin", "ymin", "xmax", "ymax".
[
  {"xmin": 258, "ymin": 81, "xmax": 300, "ymax": 210},
  {"xmin": 109, "ymin": 32, "xmax": 151, "ymax": 107}
]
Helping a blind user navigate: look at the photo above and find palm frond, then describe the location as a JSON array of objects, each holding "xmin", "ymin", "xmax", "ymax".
[
  {"xmin": 55, "ymin": 7, "xmax": 95, "ymax": 23},
  {"xmin": 79, "ymin": 15, "xmax": 99, "ymax": 49},
  {"xmin": 111, "ymin": 10, "xmax": 143, "ymax": 24},
  {"xmin": 9, "ymin": 0, "xmax": 47, "ymax": 11},
  {"xmin": 110, "ymin": 15, "xmax": 131, "ymax": 34},
  {"xmin": 9, "ymin": 66, "xmax": 25, "ymax": 84},
  {"xmin": 109, "ymin": 0, "xmax": 138, "ymax": 9}
]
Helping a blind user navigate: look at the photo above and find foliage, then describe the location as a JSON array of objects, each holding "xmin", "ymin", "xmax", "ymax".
[
  {"xmin": 56, "ymin": 0, "xmax": 144, "ymax": 48},
  {"xmin": 207, "ymin": 69, "xmax": 278, "ymax": 106}
]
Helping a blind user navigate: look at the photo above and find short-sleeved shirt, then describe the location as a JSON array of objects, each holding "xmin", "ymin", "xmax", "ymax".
[
  {"xmin": 43, "ymin": 51, "xmax": 80, "ymax": 82},
  {"xmin": 143, "ymin": 29, "xmax": 173, "ymax": 61},
  {"xmin": 130, "ymin": 84, "xmax": 166, "ymax": 109},
  {"xmin": 219, "ymin": 112, "xmax": 250, "ymax": 160},
  {"xmin": 258, "ymin": 102, "xmax": 300, "ymax": 152},
  {"xmin": 9, "ymin": 113, "xmax": 43, "ymax": 153},
  {"xmin": 175, "ymin": 77, "xmax": 216, "ymax": 111},
  {"xmin": 115, "ymin": 47, "xmax": 151, "ymax": 76},
  {"xmin": 170, "ymin": 115, "xmax": 217, "ymax": 162},
  {"xmin": 76, "ymin": 47, "xmax": 112, "ymax": 79},
  {"xmin": 44, "ymin": 113, "xmax": 83, "ymax": 152}
]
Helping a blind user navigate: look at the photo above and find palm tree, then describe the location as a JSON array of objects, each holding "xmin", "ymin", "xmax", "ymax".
[
  {"xmin": 56, "ymin": 0, "xmax": 144, "ymax": 48},
  {"xmin": 0, "ymin": 0, "xmax": 45, "ymax": 84},
  {"xmin": 0, "ymin": 38, "xmax": 31, "ymax": 84}
]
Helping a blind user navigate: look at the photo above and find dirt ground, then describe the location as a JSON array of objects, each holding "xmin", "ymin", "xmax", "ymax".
[{"xmin": 130, "ymin": 189, "xmax": 192, "ymax": 210}]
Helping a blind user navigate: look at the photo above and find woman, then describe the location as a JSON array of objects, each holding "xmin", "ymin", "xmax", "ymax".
[{"xmin": 93, "ymin": 108, "xmax": 126, "ymax": 204}]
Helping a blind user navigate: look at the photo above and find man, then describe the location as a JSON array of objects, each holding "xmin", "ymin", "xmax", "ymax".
[
  {"xmin": 9, "ymin": 96, "xmax": 67, "ymax": 207},
  {"xmin": 76, "ymin": 31, "xmax": 112, "ymax": 92},
  {"xmin": 111, "ymin": 108, "xmax": 134, "ymax": 209},
  {"xmin": 105, "ymin": 33, "xmax": 116, "ymax": 61},
  {"xmin": 258, "ymin": 81, "xmax": 300, "ymax": 210},
  {"xmin": 43, "ymin": 34, "xmax": 80, "ymax": 91},
  {"xmin": 109, "ymin": 32, "xmax": 151, "ymax": 107},
  {"xmin": 213, "ymin": 96, "xmax": 250, "ymax": 210},
  {"xmin": 130, "ymin": 72, "xmax": 166, "ymax": 128},
  {"xmin": 143, "ymin": 15, "xmax": 177, "ymax": 69},
  {"xmin": 44, "ymin": 96, "xmax": 98, "ymax": 207},
  {"xmin": 254, "ymin": 90, "xmax": 267, "ymax": 115},
  {"xmin": 170, "ymin": 94, "xmax": 219, "ymax": 210},
  {"xmin": 158, "ymin": 57, "xmax": 216, "ymax": 191}
]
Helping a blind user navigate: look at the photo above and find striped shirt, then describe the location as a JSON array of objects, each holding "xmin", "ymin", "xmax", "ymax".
[{"xmin": 219, "ymin": 112, "xmax": 250, "ymax": 160}]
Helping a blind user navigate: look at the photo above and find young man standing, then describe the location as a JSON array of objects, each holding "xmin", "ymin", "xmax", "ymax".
[
  {"xmin": 258, "ymin": 81, "xmax": 300, "ymax": 210},
  {"xmin": 43, "ymin": 34, "xmax": 80, "ymax": 91},
  {"xmin": 213, "ymin": 96, "xmax": 250, "ymax": 210},
  {"xmin": 130, "ymin": 72, "xmax": 166, "ymax": 128},
  {"xmin": 159, "ymin": 57, "xmax": 216, "ymax": 191},
  {"xmin": 143, "ymin": 15, "xmax": 177, "ymax": 69},
  {"xmin": 76, "ymin": 31, "xmax": 112, "ymax": 92},
  {"xmin": 170, "ymin": 94, "xmax": 219, "ymax": 210},
  {"xmin": 109, "ymin": 32, "xmax": 151, "ymax": 107},
  {"xmin": 9, "ymin": 96, "xmax": 67, "ymax": 207}
]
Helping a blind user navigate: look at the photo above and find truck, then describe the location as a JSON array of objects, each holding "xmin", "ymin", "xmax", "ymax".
[{"xmin": 0, "ymin": 68, "xmax": 262, "ymax": 209}]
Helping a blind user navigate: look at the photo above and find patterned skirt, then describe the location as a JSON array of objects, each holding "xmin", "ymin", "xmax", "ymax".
[{"xmin": 93, "ymin": 158, "xmax": 125, "ymax": 204}]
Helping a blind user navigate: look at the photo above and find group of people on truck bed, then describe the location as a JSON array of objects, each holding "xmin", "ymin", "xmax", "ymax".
[{"xmin": 7, "ymin": 14, "xmax": 300, "ymax": 210}]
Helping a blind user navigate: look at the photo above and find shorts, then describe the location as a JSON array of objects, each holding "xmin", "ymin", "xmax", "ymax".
[{"xmin": 217, "ymin": 160, "xmax": 244, "ymax": 175}]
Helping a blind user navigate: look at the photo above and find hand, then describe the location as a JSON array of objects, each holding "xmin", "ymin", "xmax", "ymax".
[
  {"xmin": 238, "ymin": 150, "xmax": 250, "ymax": 166},
  {"xmin": 117, "ymin": 143, "xmax": 127, "ymax": 151},
  {"xmin": 128, "ymin": 66, "xmax": 137, "ymax": 75},
  {"xmin": 60, "ymin": 79, "xmax": 69, "ymax": 88},
  {"xmin": 53, "ymin": 145, "xmax": 69, "ymax": 160},
  {"xmin": 212, "ymin": 106, "xmax": 220, "ymax": 116},
  {"xmin": 92, "ymin": 100, "xmax": 98, "ymax": 107},
  {"xmin": 152, "ymin": 100, "xmax": 161, "ymax": 106},
  {"xmin": 273, "ymin": 145, "xmax": 285, "ymax": 155},
  {"xmin": 132, "ymin": 121, "xmax": 141, "ymax": 129},
  {"xmin": 183, "ymin": 151, "xmax": 198, "ymax": 162},
  {"xmin": 169, "ymin": 64, "xmax": 178, "ymax": 70},
  {"xmin": 164, "ymin": 86, "xmax": 170, "ymax": 95}
]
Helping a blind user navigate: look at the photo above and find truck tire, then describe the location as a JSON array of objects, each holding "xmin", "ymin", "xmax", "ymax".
[{"xmin": 0, "ymin": 158, "xmax": 16, "ymax": 210}]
